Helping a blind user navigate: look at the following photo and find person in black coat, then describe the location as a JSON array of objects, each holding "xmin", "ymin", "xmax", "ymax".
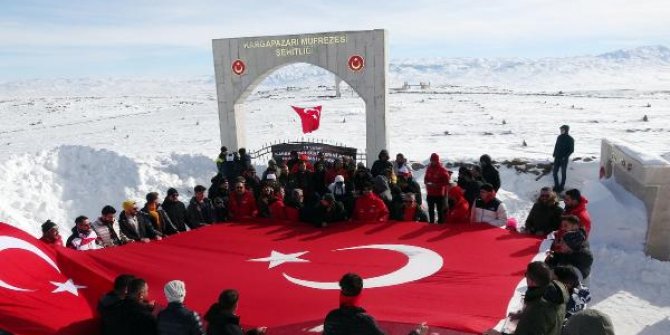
[
  {"xmin": 142, "ymin": 192, "xmax": 179, "ymax": 236},
  {"xmin": 524, "ymin": 187, "xmax": 564, "ymax": 235},
  {"xmin": 117, "ymin": 278, "xmax": 158, "ymax": 335},
  {"xmin": 545, "ymin": 229, "xmax": 594, "ymax": 279},
  {"xmin": 370, "ymin": 150, "xmax": 393, "ymax": 177},
  {"xmin": 187, "ymin": 185, "xmax": 214, "ymax": 226},
  {"xmin": 118, "ymin": 200, "xmax": 161, "ymax": 242},
  {"xmin": 163, "ymin": 188, "xmax": 200, "ymax": 231},
  {"xmin": 312, "ymin": 194, "xmax": 347, "ymax": 227},
  {"xmin": 353, "ymin": 163, "xmax": 373, "ymax": 194},
  {"xmin": 479, "ymin": 154, "xmax": 501, "ymax": 192},
  {"xmin": 158, "ymin": 280, "xmax": 205, "ymax": 335},
  {"xmin": 552, "ymin": 124, "xmax": 575, "ymax": 193},
  {"xmin": 99, "ymin": 274, "xmax": 135, "ymax": 335},
  {"xmin": 204, "ymin": 289, "xmax": 266, "ymax": 335},
  {"xmin": 323, "ymin": 273, "xmax": 428, "ymax": 335}
]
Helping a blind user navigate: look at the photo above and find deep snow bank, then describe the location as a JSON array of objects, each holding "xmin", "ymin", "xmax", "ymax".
[{"xmin": 0, "ymin": 145, "xmax": 214, "ymax": 238}]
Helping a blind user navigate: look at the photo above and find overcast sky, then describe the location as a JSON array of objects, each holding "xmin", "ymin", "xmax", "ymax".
[{"xmin": 1, "ymin": 0, "xmax": 669, "ymax": 80}]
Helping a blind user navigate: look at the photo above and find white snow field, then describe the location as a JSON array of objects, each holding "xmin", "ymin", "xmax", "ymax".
[{"xmin": 1, "ymin": 46, "xmax": 670, "ymax": 334}]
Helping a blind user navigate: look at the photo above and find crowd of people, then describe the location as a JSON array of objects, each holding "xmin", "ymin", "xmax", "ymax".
[{"xmin": 34, "ymin": 125, "xmax": 612, "ymax": 334}]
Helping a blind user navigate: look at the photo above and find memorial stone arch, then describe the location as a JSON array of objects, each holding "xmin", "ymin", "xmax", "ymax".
[{"xmin": 212, "ymin": 29, "xmax": 388, "ymax": 167}]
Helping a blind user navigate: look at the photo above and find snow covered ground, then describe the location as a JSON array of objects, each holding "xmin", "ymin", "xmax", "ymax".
[{"xmin": 1, "ymin": 46, "xmax": 670, "ymax": 334}]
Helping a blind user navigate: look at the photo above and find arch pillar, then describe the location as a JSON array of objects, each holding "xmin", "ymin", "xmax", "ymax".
[{"xmin": 212, "ymin": 29, "xmax": 388, "ymax": 167}]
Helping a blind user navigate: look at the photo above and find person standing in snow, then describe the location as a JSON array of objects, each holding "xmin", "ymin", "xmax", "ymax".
[
  {"xmin": 479, "ymin": 154, "xmax": 501, "ymax": 192},
  {"xmin": 552, "ymin": 125, "xmax": 574, "ymax": 193},
  {"xmin": 470, "ymin": 184, "xmax": 508, "ymax": 227},
  {"xmin": 424, "ymin": 153, "xmax": 450, "ymax": 224}
]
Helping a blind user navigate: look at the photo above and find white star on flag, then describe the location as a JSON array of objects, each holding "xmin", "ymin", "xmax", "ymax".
[
  {"xmin": 50, "ymin": 279, "xmax": 86, "ymax": 296},
  {"xmin": 249, "ymin": 250, "xmax": 310, "ymax": 269}
]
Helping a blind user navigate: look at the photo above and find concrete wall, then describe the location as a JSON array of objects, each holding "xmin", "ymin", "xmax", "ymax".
[
  {"xmin": 212, "ymin": 29, "xmax": 388, "ymax": 167},
  {"xmin": 601, "ymin": 138, "xmax": 670, "ymax": 260}
]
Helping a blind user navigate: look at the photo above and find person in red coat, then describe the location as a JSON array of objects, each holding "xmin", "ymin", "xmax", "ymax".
[
  {"xmin": 269, "ymin": 188, "xmax": 287, "ymax": 220},
  {"xmin": 447, "ymin": 184, "xmax": 470, "ymax": 223},
  {"xmin": 352, "ymin": 183, "xmax": 389, "ymax": 222},
  {"xmin": 424, "ymin": 153, "xmax": 451, "ymax": 224},
  {"xmin": 564, "ymin": 189, "xmax": 591, "ymax": 235},
  {"xmin": 39, "ymin": 220, "xmax": 63, "ymax": 247},
  {"xmin": 228, "ymin": 182, "xmax": 258, "ymax": 220},
  {"xmin": 290, "ymin": 154, "xmax": 314, "ymax": 174}
]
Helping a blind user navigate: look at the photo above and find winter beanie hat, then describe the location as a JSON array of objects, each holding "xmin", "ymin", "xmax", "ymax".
[
  {"xmin": 563, "ymin": 309, "xmax": 615, "ymax": 335},
  {"xmin": 41, "ymin": 220, "xmax": 57, "ymax": 233},
  {"xmin": 430, "ymin": 153, "xmax": 440, "ymax": 162},
  {"xmin": 167, "ymin": 188, "xmax": 179, "ymax": 197},
  {"xmin": 266, "ymin": 173, "xmax": 277, "ymax": 181},
  {"xmin": 335, "ymin": 175, "xmax": 345, "ymax": 183},
  {"xmin": 164, "ymin": 280, "xmax": 186, "ymax": 303},
  {"xmin": 122, "ymin": 200, "xmax": 137, "ymax": 211},
  {"xmin": 563, "ymin": 230, "xmax": 586, "ymax": 251}
]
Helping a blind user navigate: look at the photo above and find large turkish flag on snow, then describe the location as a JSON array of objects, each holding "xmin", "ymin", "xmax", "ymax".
[
  {"xmin": 0, "ymin": 220, "xmax": 542, "ymax": 335},
  {"xmin": 292, "ymin": 105, "xmax": 322, "ymax": 133}
]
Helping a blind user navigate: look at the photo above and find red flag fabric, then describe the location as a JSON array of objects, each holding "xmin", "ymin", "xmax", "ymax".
[
  {"xmin": 292, "ymin": 105, "xmax": 322, "ymax": 133},
  {"xmin": 0, "ymin": 220, "xmax": 542, "ymax": 335}
]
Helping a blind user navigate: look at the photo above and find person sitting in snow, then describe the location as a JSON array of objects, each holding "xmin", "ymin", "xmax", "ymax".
[
  {"xmin": 392, "ymin": 193, "xmax": 428, "ymax": 222},
  {"xmin": 545, "ymin": 226, "xmax": 594, "ymax": 280},
  {"xmin": 370, "ymin": 149, "xmax": 393, "ymax": 178},
  {"xmin": 323, "ymin": 272, "xmax": 428, "ymax": 335},
  {"xmin": 484, "ymin": 261, "xmax": 569, "ymax": 335},
  {"xmin": 205, "ymin": 289, "xmax": 267, "ymax": 335},
  {"xmin": 396, "ymin": 172, "xmax": 422, "ymax": 206},
  {"xmin": 352, "ymin": 162, "xmax": 373, "ymax": 195},
  {"xmin": 228, "ymin": 182, "xmax": 258, "ymax": 220},
  {"xmin": 352, "ymin": 182, "xmax": 389, "ymax": 222},
  {"xmin": 312, "ymin": 193, "xmax": 347, "ymax": 227},
  {"xmin": 157, "ymin": 280, "xmax": 205, "ymax": 335},
  {"xmin": 284, "ymin": 188, "xmax": 307, "ymax": 222},
  {"xmin": 563, "ymin": 189, "xmax": 592, "ymax": 235},
  {"xmin": 446, "ymin": 183, "xmax": 470, "ymax": 223},
  {"xmin": 98, "ymin": 274, "xmax": 135, "ymax": 335},
  {"xmin": 470, "ymin": 183, "xmax": 508, "ymax": 227},
  {"xmin": 119, "ymin": 200, "xmax": 162, "ymax": 243},
  {"xmin": 91, "ymin": 205, "xmax": 130, "ymax": 248},
  {"xmin": 268, "ymin": 187, "xmax": 287, "ymax": 221},
  {"xmin": 142, "ymin": 192, "xmax": 179, "ymax": 236},
  {"xmin": 66, "ymin": 215, "xmax": 100, "ymax": 250},
  {"xmin": 39, "ymin": 219, "xmax": 63, "ymax": 247},
  {"xmin": 553, "ymin": 266, "xmax": 591, "ymax": 322},
  {"xmin": 393, "ymin": 153, "xmax": 412, "ymax": 179},
  {"xmin": 524, "ymin": 187, "xmax": 564, "ymax": 236},
  {"xmin": 187, "ymin": 185, "xmax": 215, "ymax": 225}
]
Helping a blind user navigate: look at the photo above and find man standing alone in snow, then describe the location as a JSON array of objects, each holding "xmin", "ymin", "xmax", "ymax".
[{"xmin": 552, "ymin": 125, "xmax": 574, "ymax": 193}]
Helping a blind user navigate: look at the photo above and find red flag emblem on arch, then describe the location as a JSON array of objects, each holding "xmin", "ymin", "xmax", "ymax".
[{"xmin": 292, "ymin": 105, "xmax": 322, "ymax": 134}]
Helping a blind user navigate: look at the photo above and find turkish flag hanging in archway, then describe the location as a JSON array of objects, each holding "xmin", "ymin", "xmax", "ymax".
[
  {"xmin": 0, "ymin": 220, "xmax": 542, "ymax": 335},
  {"xmin": 292, "ymin": 105, "xmax": 322, "ymax": 133}
]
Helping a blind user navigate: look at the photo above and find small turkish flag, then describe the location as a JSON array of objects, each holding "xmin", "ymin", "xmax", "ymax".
[{"xmin": 292, "ymin": 105, "xmax": 322, "ymax": 134}]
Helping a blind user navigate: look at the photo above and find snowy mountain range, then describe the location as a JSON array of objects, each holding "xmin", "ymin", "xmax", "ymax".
[{"xmin": 1, "ymin": 45, "xmax": 669, "ymax": 97}]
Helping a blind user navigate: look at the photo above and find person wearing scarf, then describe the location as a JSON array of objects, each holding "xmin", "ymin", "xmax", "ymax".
[
  {"xmin": 66, "ymin": 215, "xmax": 100, "ymax": 250},
  {"xmin": 323, "ymin": 273, "xmax": 428, "ymax": 335}
]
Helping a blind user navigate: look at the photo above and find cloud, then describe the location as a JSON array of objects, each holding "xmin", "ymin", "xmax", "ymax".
[{"xmin": 1, "ymin": 0, "xmax": 669, "ymax": 78}]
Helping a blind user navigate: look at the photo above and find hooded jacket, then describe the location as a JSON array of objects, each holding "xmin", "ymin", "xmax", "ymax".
[
  {"xmin": 353, "ymin": 192, "xmax": 389, "ymax": 221},
  {"xmin": 515, "ymin": 280, "xmax": 569, "ymax": 335},
  {"xmin": 424, "ymin": 154, "xmax": 450, "ymax": 197},
  {"xmin": 565, "ymin": 196, "xmax": 591, "ymax": 234},
  {"xmin": 447, "ymin": 185, "xmax": 470, "ymax": 223}
]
